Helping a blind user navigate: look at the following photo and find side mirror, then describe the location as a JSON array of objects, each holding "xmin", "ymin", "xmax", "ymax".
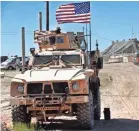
[
  {"xmin": 84, "ymin": 69, "xmax": 94, "ymax": 76},
  {"xmin": 80, "ymin": 40, "xmax": 87, "ymax": 51},
  {"xmin": 0, "ymin": 72, "xmax": 5, "ymax": 78}
]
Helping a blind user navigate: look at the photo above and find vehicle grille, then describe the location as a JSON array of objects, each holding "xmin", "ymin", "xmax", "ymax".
[
  {"xmin": 44, "ymin": 84, "xmax": 52, "ymax": 94},
  {"xmin": 35, "ymin": 97, "xmax": 61, "ymax": 106},
  {"xmin": 27, "ymin": 82, "xmax": 68, "ymax": 94},
  {"xmin": 52, "ymin": 82, "xmax": 68, "ymax": 93},
  {"xmin": 27, "ymin": 83, "xmax": 43, "ymax": 94}
]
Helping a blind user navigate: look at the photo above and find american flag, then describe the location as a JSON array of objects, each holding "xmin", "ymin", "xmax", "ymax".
[{"xmin": 56, "ymin": 2, "xmax": 90, "ymax": 24}]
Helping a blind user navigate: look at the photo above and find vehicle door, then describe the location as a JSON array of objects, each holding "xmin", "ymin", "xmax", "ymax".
[{"xmin": 9, "ymin": 58, "xmax": 16, "ymax": 68}]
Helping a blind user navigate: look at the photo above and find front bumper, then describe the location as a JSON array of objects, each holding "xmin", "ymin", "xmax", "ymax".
[
  {"xmin": 10, "ymin": 95, "xmax": 89, "ymax": 106},
  {"xmin": 0, "ymin": 66, "xmax": 8, "ymax": 70}
]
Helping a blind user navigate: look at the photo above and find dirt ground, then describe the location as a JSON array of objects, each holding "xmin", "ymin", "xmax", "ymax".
[{"xmin": 0, "ymin": 62, "xmax": 139, "ymax": 131}]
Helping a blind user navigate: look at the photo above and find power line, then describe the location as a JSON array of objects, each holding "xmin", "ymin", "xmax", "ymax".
[
  {"xmin": 83, "ymin": 27, "xmax": 112, "ymax": 41},
  {"xmin": 0, "ymin": 30, "xmax": 34, "ymax": 33},
  {"xmin": 91, "ymin": 32, "xmax": 112, "ymax": 41},
  {"xmin": 0, "ymin": 32, "xmax": 33, "ymax": 35},
  {"xmin": 1, "ymin": 31, "xmax": 112, "ymax": 41}
]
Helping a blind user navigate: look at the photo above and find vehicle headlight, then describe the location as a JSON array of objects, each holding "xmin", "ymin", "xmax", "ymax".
[
  {"xmin": 72, "ymin": 82, "xmax": 79, "ymax": 90},
  {"xmin": 17, "ymin": 86, "xmax": 24, "ymax": 93},
  {"xmin": 1, "ymin": 64, "xmax": 5, "ymax": 67}
]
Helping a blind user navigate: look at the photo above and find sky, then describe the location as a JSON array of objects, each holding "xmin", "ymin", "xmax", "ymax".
[{"xmin": 1, "ymin": 1, "xmax": 139, "ymax": 56}]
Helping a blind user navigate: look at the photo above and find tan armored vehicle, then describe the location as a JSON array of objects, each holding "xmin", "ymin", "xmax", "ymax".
[{"xmin": 3, "ymin": 27, "xmax": 103, "ymax": 129}]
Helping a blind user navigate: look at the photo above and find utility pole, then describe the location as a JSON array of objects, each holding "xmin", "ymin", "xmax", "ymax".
[
  {"xmin": 39, "ymin": 12, "xmax": 42, "ymax": 31},
  {"xmin": 46, "ymin": 1, "xmax": 49, "ymax": 31},
  {"xmin": 21, "ymin": 27, "xmax": 25, "ymax": 72}
]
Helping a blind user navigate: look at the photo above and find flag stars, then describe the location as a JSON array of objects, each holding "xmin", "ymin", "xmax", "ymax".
[{"xmin": 74, "ymin": 2, "xmax": 90, "ymax": 14}]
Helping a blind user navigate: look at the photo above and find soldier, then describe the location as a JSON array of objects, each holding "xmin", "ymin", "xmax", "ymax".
[{"xmin": 56, "ymin": 27, "xmax": 61, "ymax": 34}]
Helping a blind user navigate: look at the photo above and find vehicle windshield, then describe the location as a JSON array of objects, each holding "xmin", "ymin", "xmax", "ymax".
[
  {"xmin": 61, "ymin": 55, "xmax": 80, "ymax": 64},
  {"xmin": 5, "ymin": 58, "xmax": 14, "ymax": 63},
  {"xmin": 33, "ymin": 54, "xmax": 81, "ymax": 66},
  {"xmin": 34, "ymin": 55, "xmax": 53, "ymax": 65}
]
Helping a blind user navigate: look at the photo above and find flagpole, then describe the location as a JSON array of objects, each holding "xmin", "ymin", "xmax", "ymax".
[
  {"xmin": 89, "ymin": 1, "xmax": 91, "ymax": 52},
  {"xmin": 89, "ymin": 1, "xmax": 91, "ymax": 68},
  {"xmin": 89, "ymin": 22, "xmax": 91, "ymax": 52},
  {"xmin": 85, "ymin": 9, "xmax": 89, "ymax": 60},
  {"xmin": 86, "ymin": 21, "xmax": 88, "ymax": 52}
]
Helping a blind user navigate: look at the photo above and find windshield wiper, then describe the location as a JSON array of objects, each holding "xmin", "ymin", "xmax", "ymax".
[
  {"xmin": 41, "ymin": 60, "xmax": 52, "ymax": 65},
  {"xmin": 33, "ymin": 60, "xmax": 52, "ymax": 69},
  {"xmin": 60, "ymin": 59, "xmax": 80, "ymax": 68}
]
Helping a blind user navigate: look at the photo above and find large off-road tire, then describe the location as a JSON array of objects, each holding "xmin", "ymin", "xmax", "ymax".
[
  {"xmin": 77, "ymin": 91, "xmax": 94, "ymax": 129},
  {"xmin": 12, "ymin": 105, "xmax": 31, "ymax": 124},
  {"xmin": 94, "ymin": 78, "xmax": 101, "ymax": 120}
]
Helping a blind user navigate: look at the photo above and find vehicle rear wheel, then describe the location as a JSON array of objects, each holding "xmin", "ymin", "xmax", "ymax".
[
  {"xmin": 12, "ymin": 105, "xmax": 31, "ymax": 124},
  {"xmin": 77, "ymin": 91, "xmax": 94, "ymax": 129},
  {"xmin": 94, "ymin": 78, "xmax": 101, "ymax": 120}
]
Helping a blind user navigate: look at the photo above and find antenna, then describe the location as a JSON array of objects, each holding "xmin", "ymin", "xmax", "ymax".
[
  {"xmin": 46, "ymin": 1, "xmax": 49, "ymax": 31},
  {"xmin": 21, "ymin": 27, "xmax": 25, "ymax": 73},
  {"xmin": 96, "ymin": 40, "xmax": 98, "ymax": 50},
  {"xmin": 39, "ymin": 12, "xmax": 42, "ymax": 31},
  {"xmin": 132, "ymin": 26, "xmax": 134, "ymax": 38},
  {"xmin": 83, "ymin": 27, "xmax": 84, "ymax": 33}
]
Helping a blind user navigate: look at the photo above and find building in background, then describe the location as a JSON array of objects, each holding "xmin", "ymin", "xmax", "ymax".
[{"xmin": 102, "ymin": 38, "xmax": 139, "ymax": 63}]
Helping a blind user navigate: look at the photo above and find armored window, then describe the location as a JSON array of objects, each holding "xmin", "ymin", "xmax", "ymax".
[
  {"xmin": 61, "ymin": 55, "xmax": 81, "ymax": 64},
  {"xmin": 41, "ymin": 37, "xmax": 50, "ymax": 45},
  {"xmin": 34, "ymin": 55, "xmax": 52, "ymax": 65},
  {"xmin": 56, "ymin": 36, "xmax": 64, "ymax": 44},
  {"xmin": 5, "ymin": 58, "xmax": 14, "ymax": 63},
  {"xmin": 11, "ymin": 59, "xmax": 16, "ymax": 63}
]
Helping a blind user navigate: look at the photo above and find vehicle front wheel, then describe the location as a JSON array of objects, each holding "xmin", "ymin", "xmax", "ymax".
[
  {"xmin": 12, "ymin": 105, "xmax": 31, "ymax": 124},
  {"xmin": 8, "ymin": 66, "xmax": 13, "ymax": 70},
  {"xmin": 77, "ymin": 91, "xmax": 94, "ymax": 129}
]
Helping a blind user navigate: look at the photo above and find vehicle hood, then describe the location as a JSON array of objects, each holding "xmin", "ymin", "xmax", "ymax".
[
  {"xmin": 0, "ymin": 61, "xmax": 8, "ymax": 66},
  {"xmin": 12, "ymin": 68, "xmax": 87, "ymax": 82}
]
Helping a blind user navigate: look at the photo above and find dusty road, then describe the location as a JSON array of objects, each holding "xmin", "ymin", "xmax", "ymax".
[{"xmin": 0, "ymin": 63, "xmax": 139, "ymax": 130}]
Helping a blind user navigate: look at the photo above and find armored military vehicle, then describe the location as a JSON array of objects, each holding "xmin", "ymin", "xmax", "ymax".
[{"xmin": 4, "ymin": 27, "xmax": 103, "ymax": 129}]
